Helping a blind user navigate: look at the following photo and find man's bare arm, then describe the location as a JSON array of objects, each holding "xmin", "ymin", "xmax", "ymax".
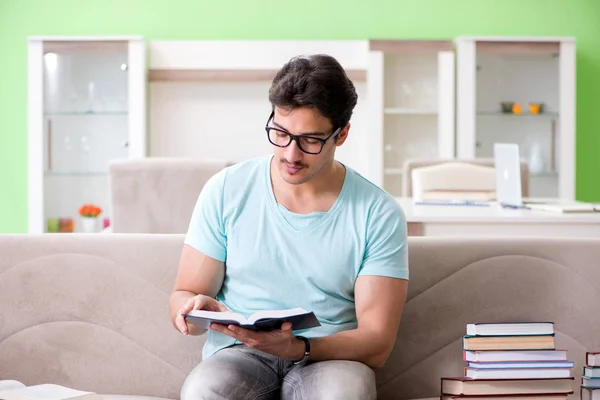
[
  {"xmin": 305, "ymin": 276, "xmax": 408, "ymax": 369},
  {"xmin": 169, "ymin": 245, "xmax": 226, "ymax": 335}
]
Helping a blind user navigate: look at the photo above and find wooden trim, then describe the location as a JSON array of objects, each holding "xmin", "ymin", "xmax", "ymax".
[
  {"xmin": 407, "ymin": 222, "xmax": 424, "ymax": 236},
  {"xmin": 44, "ymin": 40, "xmax": 128, "ymax": 54},
  {"xmin": 346, "ymin": 70, "xmax": 367, "ymax": 81},
  {"xmin": 369, "ymin": 40, "xmax": 453, "ymax": 53},
  {"xmin": 148, "ymin": 69, "xmax": 367, "ymax": 82},
  {"xmin": 476, "ymin": 41, "xmax": 560, "ymax": 55}
]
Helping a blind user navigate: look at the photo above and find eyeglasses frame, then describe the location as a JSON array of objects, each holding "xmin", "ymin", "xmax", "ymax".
[{"xmin": 264, "ymin": 110, "xmax": 342, "ymax": 155}]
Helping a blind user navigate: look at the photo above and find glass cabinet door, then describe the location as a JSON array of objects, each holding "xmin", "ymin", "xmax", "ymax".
[
  {"xmin": 369, "ymin": 40, "xmax": 455, "ymax": 197},
  {"xmin": 30, "ymin": 38, "xmax": 145, "ymax": 233},
  {"xmin": 474, "ymin": 42, "xmax": 560, "ymax": 198},
  {"xmin": 456, "ymin": 37, "xmax": 576, "ymax": 200},
  {"xmin": 44, "ymin": 42, "xmax": 129, "ymax": 175}
]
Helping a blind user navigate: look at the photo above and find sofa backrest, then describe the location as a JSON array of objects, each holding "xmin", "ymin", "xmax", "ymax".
[
  {"xmin": 1, "ymin": 234, "xmax": 599, "ymax": 399},
  {"xmin": 109, "ymin": 158, "xmax": 231, "ymax": 234}
]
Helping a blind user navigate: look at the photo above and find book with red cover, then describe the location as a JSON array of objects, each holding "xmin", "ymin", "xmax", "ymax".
[
  {"xmin": 441, "ymin": 394, "xmax": 572, "ymax": 400},
  {"xmin": 587, "ymin": 352, "xmax": 600, "ymax": 367}
]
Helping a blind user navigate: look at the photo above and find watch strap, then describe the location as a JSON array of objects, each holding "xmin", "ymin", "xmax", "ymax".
[{"xmin": 293, "ymin": 335, "xmax": 310, "ymax": 365}]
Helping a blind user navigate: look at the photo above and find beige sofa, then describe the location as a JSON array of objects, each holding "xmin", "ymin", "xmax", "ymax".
[
  {"xmin": 108, "ymin": 158, "xmax": 231, "ymax": 234},
  {"xmin": 1, "ymin": 233, "xmax": 600, "ymax": 399}
]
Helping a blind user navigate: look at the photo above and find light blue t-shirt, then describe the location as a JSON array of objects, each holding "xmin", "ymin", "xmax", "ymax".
[{"xmin": 184, "ymin": 155, "xmax": 409, "ymax": 359}]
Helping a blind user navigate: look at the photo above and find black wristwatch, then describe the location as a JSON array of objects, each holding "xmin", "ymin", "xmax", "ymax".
[{"xmin": 293, "ymin": 335, "xmax": 310, "ymax": 365}]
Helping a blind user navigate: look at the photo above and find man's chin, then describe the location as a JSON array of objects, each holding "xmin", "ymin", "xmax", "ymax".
[{"xmin": 279, "ymin": 167, "xmax": 311, "ymax": 185}]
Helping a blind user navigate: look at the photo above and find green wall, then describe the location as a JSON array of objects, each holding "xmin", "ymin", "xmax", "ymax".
[{"xmin": 1, "ymin": 0, "xmax": 599, "ymax": 233}]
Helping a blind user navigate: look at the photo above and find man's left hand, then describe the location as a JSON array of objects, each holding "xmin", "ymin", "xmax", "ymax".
[{"xmin": 209, "ymin": 322, "xmax": 304, "ymax": 360}]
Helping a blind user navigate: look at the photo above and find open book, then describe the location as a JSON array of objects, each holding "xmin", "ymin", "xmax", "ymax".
[
  {"xmin": 0, "ymin": 384, "xmax": 101, "ymax": 400},
  {"xmin": 526, "ymin": 202, "xmax": 598, "ymax": 213},
  {"xmin": 184, "ymin": 307, "xmax": 320, "ymax": 331}
]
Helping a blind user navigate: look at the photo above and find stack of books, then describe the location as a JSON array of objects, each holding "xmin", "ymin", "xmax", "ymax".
[
  {"xmin": 582, "ymin": 351, "xmax": 600, "ymax": 399},
  {"xmin": 441, "ymin": 322, "xmax": 574, "ymax": 399}
]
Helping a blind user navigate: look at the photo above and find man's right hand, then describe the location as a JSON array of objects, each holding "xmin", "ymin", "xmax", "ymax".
[{"xmin": 175, "ymin": 294, "xmax": 228, "ymax": 335}]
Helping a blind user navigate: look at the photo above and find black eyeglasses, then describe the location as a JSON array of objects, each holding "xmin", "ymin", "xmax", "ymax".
[{"xmin": 265, "ymin": 111, "xmax": 341, "ymax": 155}]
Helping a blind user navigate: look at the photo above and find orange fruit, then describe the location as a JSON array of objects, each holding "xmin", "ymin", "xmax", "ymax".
[
  {"xmin": 529, "ymin": 103, "xmax": 540, "ymax": 114},
  {"xmin": 512, "ymin": 104, "xmax": 522, "ymax": 114}
]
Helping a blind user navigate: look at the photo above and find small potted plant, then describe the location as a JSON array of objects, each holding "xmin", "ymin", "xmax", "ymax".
[{"xmin": 78, "ymin": 203, "xmax": 103, "ymax": 233}]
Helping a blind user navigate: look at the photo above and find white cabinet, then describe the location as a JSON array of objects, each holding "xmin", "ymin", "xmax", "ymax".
[
  {"xmin": 455, "ymin": 36, "xmax": 576, "ymax": 200},
  {"xmin": 367, "ymin": 40, "xmax": 455, "ymax": 196},
  {"xmin": 27, "ymin": 36, "xmax": 147, "ymax": 233},
  {"xmin": 147, "ymin": 40, "xmax": 372, "ymax": 180}
]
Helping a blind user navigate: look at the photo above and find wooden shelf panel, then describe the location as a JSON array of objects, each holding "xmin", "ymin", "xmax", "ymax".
[
  {"xmin": 370, "ymin": 40, "xmax": 453, "ymax": 53},
  {"xmin": 476, "ymin": 41, "xmax": 560, "ymax": 56},
  {"xmin": 148, "ymin": 68, "xmax": 367, "ymax": 82},
  {"xmin": 44, "ymin": 40, "xmax": 128, "ymax": 54}
]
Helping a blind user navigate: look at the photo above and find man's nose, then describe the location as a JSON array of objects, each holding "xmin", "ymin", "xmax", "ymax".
[{"xmin": 284, "ymin": 139, "xmax": 303, "ymax": 162}]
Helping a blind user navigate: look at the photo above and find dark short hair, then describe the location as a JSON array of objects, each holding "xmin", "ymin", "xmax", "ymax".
[{"xmin": 268, "ymin": 54, "xmax": 358, "ymax": 130}]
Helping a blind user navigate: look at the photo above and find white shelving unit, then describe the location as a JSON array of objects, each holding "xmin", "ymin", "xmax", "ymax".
[
  {"xmin": 367, "ymin": 40, "xmax": 455, "ymax": 196},
  {"xmin": 147, "ymin": 40, "xmax": 374, "ymax": 182},
  {"xmin": 455, "ymin": 36, "xmax": 576, "ymax": 200},
  {"xmin": 27, "ymin": 36, "xmax": 147, "ymax": 233}
]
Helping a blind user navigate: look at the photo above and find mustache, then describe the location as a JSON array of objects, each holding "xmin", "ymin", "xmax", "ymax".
[{"xmin": 280, "ymin": 158, "xmax": 308, "ymax": 169}]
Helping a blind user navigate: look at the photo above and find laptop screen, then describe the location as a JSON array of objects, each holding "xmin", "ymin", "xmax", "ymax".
[{"xmin": 494, "ymin": 143, "xmax": 523, "ymax": 207}]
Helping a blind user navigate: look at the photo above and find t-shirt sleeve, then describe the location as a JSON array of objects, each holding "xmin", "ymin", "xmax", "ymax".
[
  {"xmin": 359, "ymin": 196, "xmax": 409, "ymax": 280},
  {"xmin": 183, "ymin": 169, "xmax": 228, "ymax": 262}
]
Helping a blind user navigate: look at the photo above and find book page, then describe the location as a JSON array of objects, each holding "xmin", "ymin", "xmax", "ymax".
[
  {"xmin": 248, "ymin": 308, "xmax": 308, "ymax": 325},
  {"xmin": 527, "ymin": 203, "xmax": 596, "ymax": 213},
  {"xmin": 185, "ymin": 310, "xmax": 248, "ymax": 324},
  {"xmin": 0, "ymin": 384, "xmax": 99, "ymax": 400}
]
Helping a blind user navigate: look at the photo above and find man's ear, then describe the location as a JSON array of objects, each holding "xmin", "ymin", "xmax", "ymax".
[{"xmin": 335, "ymin": 123, "xmax": 350, "ymax": 146}]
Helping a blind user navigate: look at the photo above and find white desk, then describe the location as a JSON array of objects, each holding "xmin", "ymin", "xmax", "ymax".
[{"xmin": 396, "ymin": 198, "xmax": 600, "ymax": 237}]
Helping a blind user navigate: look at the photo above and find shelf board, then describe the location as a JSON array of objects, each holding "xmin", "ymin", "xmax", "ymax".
[
  {"xmin": 531, "ymin": 171, "xmax": 559, "ymax": 178},
  {"xmin": 476, "ymin": 41, "xmax": 560, "ymax": 56},
  {"xmin": 370, "ymin": 39, "xmax": 453, "ymax": 53},
  {"xmin": 148, "ymin": 68, "xmax": 367, "ymax": 82},
  {"xmin": 477, "ymin": 111, "xmax": 559, "ymax": 118},
  {"xmin": 45, "ymin": 111, "xmax": 128, "ymax": 116},
  {"xmin": 43, "ymin": 40, "xmax": 129, "ymax": 55},
  {"xmin": 384, "ymin": 168, "xmax": 403, "ymax": 175},
  {"xmin": 384, "ymin": 108, "xmax": 438, "ymax": 115}
]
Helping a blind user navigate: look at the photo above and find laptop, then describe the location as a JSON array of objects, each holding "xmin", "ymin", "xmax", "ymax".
[
  {"xmin": 493, "ymin": 143, "xmax": 598, "ymax": 212},
  {"xmin": 493, "ymin": 143, "xmax": 525, "ymax": 208}
]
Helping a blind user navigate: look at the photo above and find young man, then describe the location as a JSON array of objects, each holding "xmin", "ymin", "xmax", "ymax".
[{"xmin": 169, "ymin": 54, "xmax": 409, "ymax": 400}]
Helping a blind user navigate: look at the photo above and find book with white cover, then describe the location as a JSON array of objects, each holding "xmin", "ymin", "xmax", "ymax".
[
  {"xmin": 468, "ymin": 361, "xmax": 574, "ymax": 369},
  {"xmin": 585, "ymin": 367, "xmax": 600, "ymax": 378},
  {"xmin": 466, "ymin": 322, "xmax": 554, "ymax": 336},
  {"xmin": 583, "ymin": 377, "xmax": 600, "ymax": 388},
  {"xmin": 582, "ymin": 387, "xmax": 600, "ymax": 400},
  {"xmin": 527, "ymin": 203, "xmax": 598, "ymax": 213},
  {"xmin": 442, "ymin": 396, "xmax": 569, "ymax": 400},
  {"xmin": 465, "ymin": 350, "xmax": 567, "ymax": 362},
  {"xmin": 463, "ymin": 350, "xmax": 567, "ymax": 362},
  {"xmin": 0, "ymin": 384, "xmax": 100, "ymax": 400},
  {"xmin": 465, "ymin": 367, "xmax": 571, "ymax": 380}
]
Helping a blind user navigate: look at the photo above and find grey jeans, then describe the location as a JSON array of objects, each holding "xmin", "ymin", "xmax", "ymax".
[{"xmin": 180, "ymin": 345, "xmax": 377, "ymax": 400}]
